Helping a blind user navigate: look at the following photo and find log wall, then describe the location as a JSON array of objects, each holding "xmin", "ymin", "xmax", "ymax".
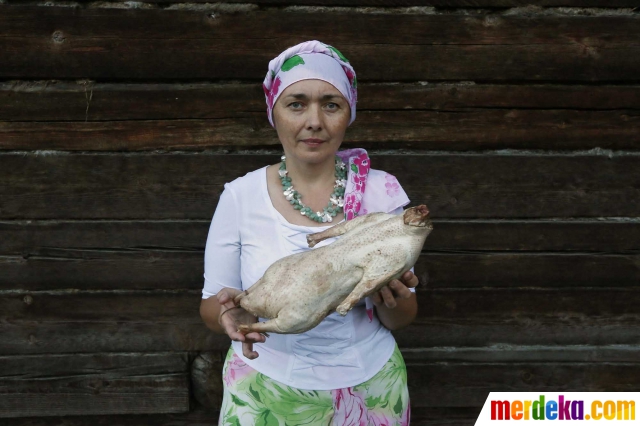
[{"xmin": 1, "ymin": 1, "xmax": 638, "ymax": 425}]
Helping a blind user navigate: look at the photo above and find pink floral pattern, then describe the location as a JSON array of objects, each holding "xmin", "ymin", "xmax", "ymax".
[
  {"xmin": 223, "ymin": 351, "xmax": 253, "ymax": 387},
  {"xmin": 353, "ymin": 173, "xmax": 366, "ymax": 193},
  {"xmin": 401, "ymin": 401, "xmax": 411, "ymax": 425},
  {"xmin": 331, "ymin": 388, "xmax": 368, "ymax": 426},
  {"xmin": 219, "ymin": 345, "xmax": 411, "ymax": 425},
  {"xmin": 385, "ymin": 173, "xmax": 400, "ymax": 197},
  {"xmin": 263, "ymin": 76, "xmax": 282, "ymax": 110},
  {"xmin": 342, "ymin": 151, "xmax": 370, "ymax": 220},
  {"xmin": 353, "ymin": 153, "xmax": 370, "ymax": 175},
  {"xmin": 344, "ymin": 192, "xmax": 362, "ymax": 221}
]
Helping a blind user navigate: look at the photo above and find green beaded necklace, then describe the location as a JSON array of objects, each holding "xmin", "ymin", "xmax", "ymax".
[{"xmin": 279, "ymin": 154, "xmax": 347, "ymax": 223}]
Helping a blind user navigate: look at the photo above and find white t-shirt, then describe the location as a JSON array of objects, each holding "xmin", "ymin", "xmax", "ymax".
[{"xmin": 202, "ymin": 166, "xmax": 412, "ymax": 390}]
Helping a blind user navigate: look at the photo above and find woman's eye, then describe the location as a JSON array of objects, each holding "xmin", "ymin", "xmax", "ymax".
[
  {"xmin": 289, "ymin": 102, "xmax": 303, "ymax": 109},
  {"xmin": 326, "ymin": 103, "xmax": 338, "ymax": 110}
]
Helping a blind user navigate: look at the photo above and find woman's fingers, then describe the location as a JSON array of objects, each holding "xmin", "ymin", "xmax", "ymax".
[
  {"xmin": 390, "ymin": 279, "xmax": 413, "ymax": 299},
  {"xmin": 371, "ymin": 276, "xmax": 416, "ymax": 308},
  {"xmin": 243, "ymin": 342, "xmax": 259, "ymax": 359},
  {"xmin": 370, "ymin": 291, "xmax": 383, "ymax": 306},
  {"xmin": 379, "ymin": 286, "xmax": 397, "ymax": 308},
  {"xmin": 400, "ymin": 271, "xmax": 420, "ymax": 288},
  {"xmin": 242, "ymin": 333, "xmax": 266, "ymax": 359}
]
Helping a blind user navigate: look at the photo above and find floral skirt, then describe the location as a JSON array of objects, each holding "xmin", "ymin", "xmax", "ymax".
[{"xmin": 219, "ymin": 344, "xmax": 411, "ymax": 425}]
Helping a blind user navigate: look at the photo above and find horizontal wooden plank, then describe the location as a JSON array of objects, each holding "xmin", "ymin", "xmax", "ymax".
[
  {"xmin": 1, "ymin": 82, "xmax": 639, "ymax": 151},
  {"xmin": 0, "ymin": 322, "xmax": 228, "ymax": 355},
  {"xmin": 401, "ymin": 345, "xmax": 640, "ymax": 363},
  {"xmin": 49, "ymin": 1, "xmax": 640, "ymax": 7},
  {"xmin": 192, "ymin": 349, "xmax": 640, "ymax": 411},
  {"xmin": 0, "ymin": 250, "xmax": 204, "ymax": 291},
  {"xmin": 0, "ymin": 289, "xmax": 638, "ymax": 354},
  {"xmin": 396, "ymin": 321, "xmax": 640, "ymax": 348},
  {"xmin": 1, "ymin": 110, "xmax": 638, "ymax": 151},
  {"xmin": 2, "ymin": 219, "xmax": 638, "ymax": 253},
  {"xmin": 1, "ymin": 153, "xmax": 640, "ymax": 220},
  {"xmin": 1, "ymin": 7, "xmax": 639, "ymax": 81},
  {"xmin": 421, "ymin": 252, "xmax": 640, "ymax": 289},
  {"xmin": 0, "ymin": 353, "xmax": 189, "ymax": 418},
  {"xmin": 406, "ymin": 362, "xmax": 640, "ymax": 407},
  {"xmin": 3, "ymin": 82, "xmax": 640, "ymax": 121},
  {"xmin": 1, "ymin": 250, "xmax": 638, "ymax": 290},
  {"xmin": 0, "ymin": 406, "xmax": 480, "ymax": 426}
]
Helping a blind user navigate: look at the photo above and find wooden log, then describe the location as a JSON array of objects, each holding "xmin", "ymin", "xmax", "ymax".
[
  {"xmin": 190, "ymin": 352, "xmax": 225, "ymax": 410},
  {"xmin": 0, "ymin": 408, "xmax": 221, "ymax": 426},
  {"xmin": 406, "ymin": 362, "xmax": 640, "ymax": 407},
  {"xmin": 1, "ymin": 249, "xmax": 638, "ymax": 291},
  {"xmin": 0, "ymin": 289, "xmax": 638, "ymax": 354},
  {"xmin": 0, "ymin": 322, "xmax": 230, "ymax": 355},
  {"xmin": 1, "ymin": 109, "xmax": 638, "ymax": 151},
  {"xmin": 420, "ymin": 252, "xmax": 640, "ymax": 289},
  {"xmin": 3, "ymin": 82, "xmax": 640, "ymax": 121},
  {"xmin": 1, "ymin": 153, "xmax": 640, "ymax": 220},
  {"xmin": 0, "ymin": 353, "xmax": 189, "ymax": 418},
  {"xmin": 0, "ymin": 250, "xmax": 204, "ymax": 291},
  {"xmin": 0, "ymin": 406, "xmax": 480, "ymax": 426},
  {"xmin": 188, "ymin": 347, "xmax": 640, "ymax": 411},
  {"xmin": 401, "ymin": 344, "xmax": 640, "ymax": 363},
  {"xmin": 1, "ymin": 82, "xmax": 639, "ymax": 151},
  {"xmin": 2, "ymin": 219, "xmax": 638, "ymax": 253},
  {"xmin": 46, "ymin": 1, "xmax": 640, "ymax": 7},
  {"xmin": 1, "ymin": 7, "xmax": 639, "ymax": 81}
]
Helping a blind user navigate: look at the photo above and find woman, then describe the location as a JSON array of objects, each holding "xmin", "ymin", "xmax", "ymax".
[{"xmin": 200, "ymin": 40, "xmax": 419, "ymax": 425}]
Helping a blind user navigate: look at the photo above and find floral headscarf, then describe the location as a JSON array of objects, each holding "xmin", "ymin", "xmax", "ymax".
[{"xmin": 263, "ymin": 40, "xmax": 358, "ymax": 127}]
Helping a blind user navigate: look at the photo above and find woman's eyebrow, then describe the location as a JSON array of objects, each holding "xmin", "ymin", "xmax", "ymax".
[{"xmin": 284, "ymin": 94, "xmax": 343, "ymax": 101}]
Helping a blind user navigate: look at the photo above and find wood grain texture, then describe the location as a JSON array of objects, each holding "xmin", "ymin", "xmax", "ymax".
[
  {"xmin": 3, "ymin": 82, "xmax": 640, "ymax": 121},
  {"xmin": 1, "ymin": 216, "xmax": 638, "ymax": 291},
  {"xmin": 2, "ymin": 219, "xmax": 638, "ymax": 253},
  {"xmin": 0, "ymin": 406, "xmax": 481, "ymax": 426},
  {"xmin": 1, "ymin": 7, "xmax": 639, "ymax": 81},
  {"xmin": 2, "ymin": 153, "xmax": 640, "ymax": 220},
  {"xmin": 1, "ymin": 82, "xmax": 639, "ymax": 151},
  {"xmin": 44, "ymin": 1, "xmax": 640, "ymax": 6},
  {"xmin": 190, "ymin": 352, "xmax": 225, "ymax": 410},
  {"xmin": 406, "ymin": 362, "xmax": 640, "ymax": 407},
  {"xmin": 0, "ymin": 289, "xmax": 638, "ymax": 354},
  {"xmin": 188, "ymin": 348, "xmax": 640, "ymax": 410},
  {"xmin": 0, "ymin": 322, "xmax": 228, "ymax": 355},
  {"xmin": 0, "ymin": 353, "xmax": 190, "ymax": 418},
  {"xmin": 1, "ymin": 111, "xmax": 638, "ymax": 151},
  {"xmin": 1, "ymin": 250, "xmax": 638, "ymax": 291}
]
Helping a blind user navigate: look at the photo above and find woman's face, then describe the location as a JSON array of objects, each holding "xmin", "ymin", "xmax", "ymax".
[{"xmin": 272, "ymin": 79, "xmax": 351, "ymax": 165}]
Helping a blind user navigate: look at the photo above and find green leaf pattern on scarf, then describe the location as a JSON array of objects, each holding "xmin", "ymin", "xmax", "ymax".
[
  {"xmin": 328, "ymin": 46, "xmax": 350, "ymax": 63},
  {"xmin": 281, "ymin": 55, "xmax": 305, "ymax": 72}
]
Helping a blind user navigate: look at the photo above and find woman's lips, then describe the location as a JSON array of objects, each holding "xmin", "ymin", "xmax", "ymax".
[{"xmin": 301, "ymin": 138, "xmax": 325, "ymax": 146}]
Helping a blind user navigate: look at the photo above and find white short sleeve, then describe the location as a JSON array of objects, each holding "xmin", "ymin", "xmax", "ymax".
[{"xmin": 202, "ymin": 185, "xmax": 242, "ymax": 299}]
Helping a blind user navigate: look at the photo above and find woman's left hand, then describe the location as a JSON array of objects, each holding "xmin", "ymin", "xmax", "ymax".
[{"xmin": 370, "ymin": 270, "xmax": 419, "ymax": 309}]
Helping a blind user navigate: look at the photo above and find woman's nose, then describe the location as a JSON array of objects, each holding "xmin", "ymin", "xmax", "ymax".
[{"xmin": 305, "ymin": 104, "xmax": 322, "ymax": 130}]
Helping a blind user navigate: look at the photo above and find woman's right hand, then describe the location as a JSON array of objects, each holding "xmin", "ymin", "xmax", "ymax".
[{"xmin": 216, "ymin": 288, "xmax": 266, "ymax": 360}]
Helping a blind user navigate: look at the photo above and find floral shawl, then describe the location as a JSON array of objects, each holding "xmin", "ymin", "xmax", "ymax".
[{"xmin": 336, "ymin": 148, "xmax": 411, "ymax": 320}]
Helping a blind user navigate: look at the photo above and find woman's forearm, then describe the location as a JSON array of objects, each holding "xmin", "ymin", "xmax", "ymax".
[
  {"xmin": 375, "ymin": 294, "xmax": 418, "ymax": 331},
  {"xmin": 200, "ymin": 297, "xmax": 226, "ymax": 334}
]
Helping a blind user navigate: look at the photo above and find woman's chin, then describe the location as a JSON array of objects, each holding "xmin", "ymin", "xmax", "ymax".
[{"xmin": 291, "ymin": 143, "xmax": 339, "ymax": 162}]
